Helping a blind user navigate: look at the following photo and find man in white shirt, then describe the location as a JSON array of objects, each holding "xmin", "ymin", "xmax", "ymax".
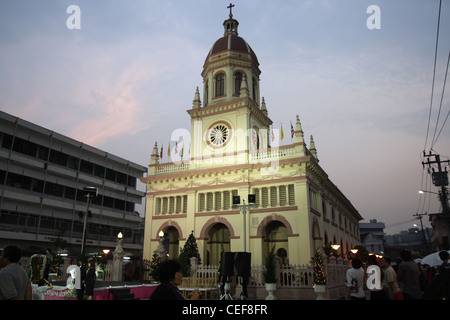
[
  {"xmin": 33, "ymin": 278, "xmax": 53, "ymax": 300},
  {"xmin": 0, "ymin": 246, "xmax": 32, "ymax": 300},
  {"xmin": 381, "ymin": 257, "xmax": 402, "ymax": 300}
]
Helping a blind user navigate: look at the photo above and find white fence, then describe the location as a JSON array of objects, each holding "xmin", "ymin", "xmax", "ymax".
[{"xmin": 194, "ymin": 254, "xmax": 348, "ymax": 300}]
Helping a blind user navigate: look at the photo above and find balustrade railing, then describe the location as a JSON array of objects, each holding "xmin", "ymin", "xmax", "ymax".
[{"xmin": 153, "ymin": 145, "xmax": 299, "ymax": 174}]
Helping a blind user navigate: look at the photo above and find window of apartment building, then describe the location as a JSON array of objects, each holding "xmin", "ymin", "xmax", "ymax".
[
  {"xmin": 67, "ymin": 156, "xmax": 79, "ymax": 170},
  {"xmin": 38, "ymin": 146, "xmax": 49, "ymax": 161},
  {"xmin": 94, "ymin": 164, "xmax": 105, "ymax": 178},
  {"xmin": 127, "ymin": 176, "xmax": 137, "ymax": 188},
  {"xmin": 105, "ymin": 168, "xmax": 116, "ymax": 182},
  {"xmin": 1, "ymin": 133, "xmax": 13, "ymax": 149},
  {"xmin": 80, "ymin": 159, "xmax": 94, "ymax": 175},
  {"xmin": 49, "ymin": 150, "xmax": 68, "ymax": 167},
  {"xmin": 12, "ymin": 137, "xmax": 37, "ymax": 157},
  {"xmin": 64, "ymin": 186, "xmax": 76, "ymax": 200},
  {"xmin": 44, "ymin": 181, "xmax": 64, "ymax": 197},
  {"xmin": 116, "ymin": 172, "xmax": 127, "ymax": 185},
  {"xmin": 5, "ymin": 172, "xmax": 32, "ymax": 191}
]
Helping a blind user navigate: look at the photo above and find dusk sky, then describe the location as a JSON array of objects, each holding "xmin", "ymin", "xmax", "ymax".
[{"xmin": 1, "ymin": 1, "xmax": 449, "ymax": 235}]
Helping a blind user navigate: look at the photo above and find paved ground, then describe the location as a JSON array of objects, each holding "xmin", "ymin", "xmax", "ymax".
[{"xmin": 51, "ymin": 280, "xmax": 154, "ymax": 288}]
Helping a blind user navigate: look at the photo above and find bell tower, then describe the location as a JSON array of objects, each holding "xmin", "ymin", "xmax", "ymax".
[{"xmin": 187, "ymin": 4, "xmax": 272, "ymax": 169}]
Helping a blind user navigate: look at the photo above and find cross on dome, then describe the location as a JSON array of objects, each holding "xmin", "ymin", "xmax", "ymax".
[
  {"xmin": 227, "ymin": 3, "xmax": 235, "ymax": 18},
  {"xmin": 223, "ymin": 3, "xmax": 239, "ymax": 36}
]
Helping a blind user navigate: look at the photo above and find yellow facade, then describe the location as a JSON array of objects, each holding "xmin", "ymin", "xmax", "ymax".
[{"xmin": 141, "ymin": 11, "xmax": 362, "ymax": 266}]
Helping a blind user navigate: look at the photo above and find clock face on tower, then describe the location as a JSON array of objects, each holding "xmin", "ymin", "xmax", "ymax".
[{"xmin": 208, "ymin": 123, "xmax": 230, "ymax": 147}]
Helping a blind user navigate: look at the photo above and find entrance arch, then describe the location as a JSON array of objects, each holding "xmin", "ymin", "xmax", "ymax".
[
  {"xmin": 161, "ymin": 226, "xmax": 180, "ymax": 259},
  {"xmin": 263, "ymin": 220, "xmax": 288, "ymax": 264},
  {"xmin": 205, "ymin": 223, "xmax": 230, "ymax": 265}
]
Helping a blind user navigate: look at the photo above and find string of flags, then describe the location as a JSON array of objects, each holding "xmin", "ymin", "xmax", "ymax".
[{"xmin": 157, "ymin": 119, "xmax": 299, "ymax": 162}]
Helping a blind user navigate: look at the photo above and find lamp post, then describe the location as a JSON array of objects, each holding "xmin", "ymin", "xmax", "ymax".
[
  {"xmin": 113, "ymin": 232, "xmax": 124, "ymax": 281},
  {"xmin": 232, "ymin": 194, "xmax": 256, "ymax": 252},
  {"xmin": 80, "ymin": 186, "xmax": 97, "ymax": 261},
  {"xmin": 102, "ymin": 249, "xmax": 110, "ymax": 264},
  {"xmin": 153, "ymin": 230, "xmax": 168, "ymax": 262}
]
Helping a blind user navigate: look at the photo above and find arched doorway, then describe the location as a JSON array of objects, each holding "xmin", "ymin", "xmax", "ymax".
[
  {"xmin": 161, "ymin": 226, "xmax": 180, "ymax": 259},
  {"xmin": 206, "ymin": 223, "xmax": 230, "ymax": 265},
  {"xmin": 263, "ymin": 221, "xmax": 288, "ymax": 264}
]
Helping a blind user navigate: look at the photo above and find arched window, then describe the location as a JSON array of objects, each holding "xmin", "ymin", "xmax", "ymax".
[
  {"xmin": 252, "ymin": 77, "xmax": 258, "ymax": 101},
  {"xmin": 205, "ymin": 82, "xmax": 209, "ymax": 106},
  {"xmin": 215, "ymin": 73, "xmax": 225, "ymax": 97},
  {"xmin": 234, "ymin": 72, "xmax": 243, "ymax": 95}
]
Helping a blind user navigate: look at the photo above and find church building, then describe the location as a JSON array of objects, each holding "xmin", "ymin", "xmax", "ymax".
[{"xmin": 141, "ymin": 7, "xmax": 362, "ymax": 266}]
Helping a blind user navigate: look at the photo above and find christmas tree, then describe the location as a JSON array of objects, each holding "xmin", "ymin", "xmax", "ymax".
[
  {"xmin": 149, "ymin": 253, "xmax": 162, "ymax": 282},
  {"xmin": 312, "ymin": 249, "xmax": 326, "ymax": 285},
  {"xmin": 178, "ymin": 231, "xmax": 201, "ymax": 276}
]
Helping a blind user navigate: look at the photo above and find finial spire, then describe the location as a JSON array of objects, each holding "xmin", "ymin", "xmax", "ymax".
[
  {"xmin": 192, "ymin": 86, "xmax": 201, "ymax": 108},
  {"xmin": 223, "ymin": 3, "xmax": 239, "ymax": 36}
]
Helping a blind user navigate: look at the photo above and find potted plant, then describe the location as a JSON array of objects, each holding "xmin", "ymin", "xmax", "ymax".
[
  {"xmin": 262, "ymin": 246, "xmax": 277, "ymax": 300},
  {"xmin": 311, "ymin": 249, "xmax": 327, "ymax": 300}
]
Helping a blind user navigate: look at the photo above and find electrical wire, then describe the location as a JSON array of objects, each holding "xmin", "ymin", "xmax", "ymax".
[
  {"xmin": 384, "ymin": 218, "xmax": 417, "ymax": 230},
  {"xmin": 424, "ymin": 0, "xmax": 442, "ymax": 152},
  {"xmin": 431, "ymin": 50, "xmax": 450, "ymax": 149}
]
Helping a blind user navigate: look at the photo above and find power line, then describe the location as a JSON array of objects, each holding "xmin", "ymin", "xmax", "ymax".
[
  {"xmin": 384, "ymin": 218, "xmax": 417, "ymax": 229},
  {"xmin": 431, "ymin": 50, "xmax": 450, "ymax": 149},
  {"xmin": 424, "ymin": 0, "xmax": 442, "ymax": 151}
]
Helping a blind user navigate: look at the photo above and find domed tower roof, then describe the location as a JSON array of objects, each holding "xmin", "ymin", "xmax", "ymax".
[
  {"xmin": 199, "ymin": 4, "xmax": 263, "ymax": 109},
  {"xmin": 207, "ymin": 34, "xmax": 259, "ymax": 64},
  {"xmin": 202, "ymin": 4, "xmax": 259, "ymax": 74}
]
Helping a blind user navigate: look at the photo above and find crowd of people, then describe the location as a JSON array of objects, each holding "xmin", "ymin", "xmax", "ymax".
[
  {"xmin": 0, "ymin": 245, "xmax": 97, "ymax": 300},
  {"xmin": 2, "ymin": 244, "xmax": 450, "ymax": 300},
  {"xmin": 345, "ymin": 248, "xmax": 450, "ymax": 300}
]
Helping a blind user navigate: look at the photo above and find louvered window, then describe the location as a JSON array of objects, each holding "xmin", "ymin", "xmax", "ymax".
[
  {"xmin": 223, "ymin": 191, "xmax": 230, "ymax": 210},
  {"xmin": 261, "ymin": 187, "xmax": 268, "ymax": 208},
  {"xmin": 199, "ymin": 193, "xmax": 205, "ymax": 212},
  {"xmin": 206, "ymin": 192, "xmax": 213, "ymax": 211},
  {"xmin": 270, "ymin": 186, "xmax": 277, "ymax": 207},
  {"xmin": 279, "ymin": 185, "xmax": 286, "ymax": 206},
  {"xmin": 215, "ymin": 192, "xmax": 221, "ymax": 211},
  {"xmin": 288, "ymin": 184, "xmax": 295, "ymax": 206}
]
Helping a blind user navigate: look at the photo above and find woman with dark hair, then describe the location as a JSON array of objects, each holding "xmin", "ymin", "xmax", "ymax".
[
  {"xmin": 150, "ymin": 260, "xmax": 201, "ymax": 300},
  {"xmin": 345, "ymin": 258, "xmax": 366, "ymax": 300}
]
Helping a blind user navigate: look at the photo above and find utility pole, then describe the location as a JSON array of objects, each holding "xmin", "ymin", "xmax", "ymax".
[
  {"xmin": 422, "ymin": 151, "xmax": 450, "ymax": 214},
  {"xmin": 422, "ymin": 151, "xmax": 450, "ymax": 249}
]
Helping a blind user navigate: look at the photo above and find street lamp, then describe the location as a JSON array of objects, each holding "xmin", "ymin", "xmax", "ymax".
[
  {"xmin": 331, "ymin": 244, "xmax": 340, "ymax": 251},
  {"xmin": 418, "ymin": 190, "xmax": 439, "ymax": 195}
]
